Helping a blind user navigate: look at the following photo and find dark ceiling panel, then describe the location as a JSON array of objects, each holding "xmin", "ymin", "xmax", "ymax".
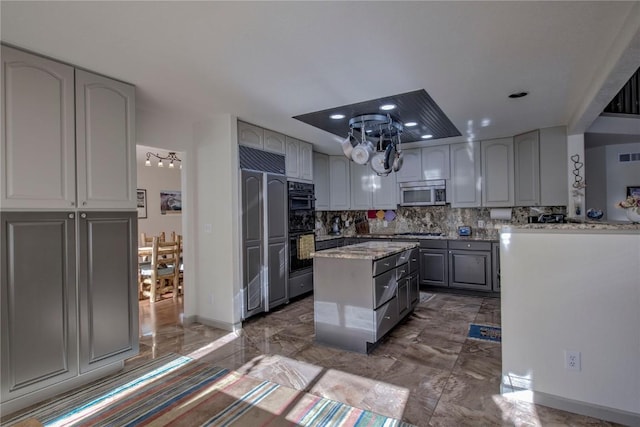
[{"xmin": 293, "ymin": 89, "xmax": 461, "ymax": 143}]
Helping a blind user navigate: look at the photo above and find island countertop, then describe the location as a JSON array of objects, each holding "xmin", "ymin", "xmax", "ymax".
[{"xmin": 311, "ymin": 241, "xmax": 418, "ymax": 260}]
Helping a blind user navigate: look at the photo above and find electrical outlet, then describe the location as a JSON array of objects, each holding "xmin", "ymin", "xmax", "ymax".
[
  {"xmin": 478, "ymin": 220, "xmax": 485, "ymax": 228},
  {"xmin": 565, "ymin": 350, "xmax": 581, "ymax": 371}
]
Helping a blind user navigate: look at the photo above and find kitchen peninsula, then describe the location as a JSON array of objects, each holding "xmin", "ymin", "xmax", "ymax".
[{"xmin": 312, "ymin": 241, "xmax": 419, "ymax": 353}]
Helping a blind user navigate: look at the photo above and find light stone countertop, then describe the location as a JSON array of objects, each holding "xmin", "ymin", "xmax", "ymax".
[
  {"xmin": 315, "ymin": 233, "xmax": 496, "ymax": 242},
  {"xmin": 504, "ymin": 222, "xmax": 640, "ymax": 233},
  {"xmin": 311, "ymin": 241, "xmax": 418, "ymax": 260}
]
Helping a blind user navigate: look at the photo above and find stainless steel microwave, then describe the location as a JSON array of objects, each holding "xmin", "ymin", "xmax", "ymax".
[{"xmin": 399, "ymin": 180, "xmax": 446, "ymax": 206}]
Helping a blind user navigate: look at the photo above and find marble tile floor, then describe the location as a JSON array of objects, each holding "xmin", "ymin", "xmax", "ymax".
[{"xmin": 134, "ymin": 293, "xmax": 621, "ymax": 427}]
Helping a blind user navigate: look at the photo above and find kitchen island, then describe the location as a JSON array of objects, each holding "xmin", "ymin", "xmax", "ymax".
[{"xmin": 312, "ymin": 241, "xmax": 419, "ymax": 353}]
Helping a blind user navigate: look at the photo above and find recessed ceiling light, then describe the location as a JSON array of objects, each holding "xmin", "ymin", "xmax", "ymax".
[
  {"xmin": 421, "ymin": 134, "xmax": 433, "ymax": 139},
  {"xmin": 380, "ymin": 104, "xmax": 396, "ymax": 111},
  {"xmin": 508, "ymin": 91, "xmax": 529, "ymax": 99},
  {"xmin": 404, "ymin": 122, "xmax": 417, "ymax": 127},
  {"xmin": 330, "ymin": 114, "xmax": 345, "ymax": 119}
]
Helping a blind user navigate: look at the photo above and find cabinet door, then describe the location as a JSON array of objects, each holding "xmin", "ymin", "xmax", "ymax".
[
  {"xmin": 266, "ymin": 174, "xmax": 287, "ymax": 309},
  {"xmin": 422, "ymin": 145, "xmax": 450, "ymax": 180},
  {"xmin": 514, "ymin": 130, "xmax": 540, "ymax": 206},
  {"xmin": 1, "ymin": 46, "xmax": 76, "ymax": 209},
  {"xmin": 76, "ymin": 70, "xmax": 136, "ymax": 210},
  {"xmin": 241, "ymin": 171, "xmax": 264, "ymax": 317},
  {"xmin": 492, "ymin": 242, "xmax": 500, "ymax": 292},
  {"xmin": 539, "ymin": 126, "xmax": 568, "ymax": 206},
  {"xmin": 1, "ymin": 212, "xmax": 77, "ymax": 400},
  {"xmin": 397, "ymin": 277, "xmax": 410, "ymax": 319},
  {"xmin": 299, "ymin": 141, "xmax": 314, "ymax": 181},
  {"xmin": 350, "ymin": 163, "xmax": 372, "ymax": 210},
  {"xmin": 78, "ymin": 211, "xmax": 138, "ymax": 373},
  {"xmin": 329, "ymin": 156, "xmax": 351, "ymax": 210},
  {"xmin": 263, "ymin": 129, "xmax": 285, "ymax": 154},
  {"xmin": 448, "ymin": 250, "xmax": 491, "ymax": 291},
  {"xmin": 372, "ymin": 171, "xmax": 398, "ymax": 209},
  {"xmin": 285, "ymin": 137, "xmax": 300, "ymax": 179},
  {"xmin": 482, "ymin": 138, "xmax": 514, "ymax": 207},
  {"xmin": 395, "ymin": 149, "xmax": 422, "ymax": 182},
  {"xmin": 313, "ymin": 153, "xmax": 330, "ymax": 210},
  {"xmin": 450, "ymin": 142, "xmax": 481, "ymax": 207},
  {"xmin": 420, "ymin": 249, "xmax": 449, "ymax": 287},
  {"xmin": 409, "ymin": 273, "xmax": 419, "ymax": 309},
  {"xmin": 238, "ymin": 121, "xmax": 264, "ymax": 150}
]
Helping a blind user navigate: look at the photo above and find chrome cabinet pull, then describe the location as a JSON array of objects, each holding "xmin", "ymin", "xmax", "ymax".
[
  {"xmin": 80, "ymin": 213, "xmax": 87, "ymax": 218},
  {"xmin": 68, "ymin": 213, "xmax": 74, "ymax": 219}
]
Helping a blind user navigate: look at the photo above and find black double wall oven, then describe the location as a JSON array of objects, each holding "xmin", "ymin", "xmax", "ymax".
[{"xmin": 288, "ymin": 181, "xmax": 315, "ymax": 277}]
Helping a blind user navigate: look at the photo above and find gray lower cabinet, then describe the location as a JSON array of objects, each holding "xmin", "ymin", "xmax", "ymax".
[
  {"xmin": 314, "ymin": 248, "xmax": 416, "ymax": 353},
  {"xmin": 448, "ymin": 241, "xmax": 492, "ymax": 291},
  {"xmin": 419, "ymin": 240, "xmax": 449, "ymax": 287},
  {"xmin": 1, "ymin": 211, "xmax": 138, "ymax": 413}
]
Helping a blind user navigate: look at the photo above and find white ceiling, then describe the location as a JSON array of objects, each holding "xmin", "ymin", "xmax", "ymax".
[{"xmin": 2, "ymin": 1, "xmax": 639, "ymax": 155}]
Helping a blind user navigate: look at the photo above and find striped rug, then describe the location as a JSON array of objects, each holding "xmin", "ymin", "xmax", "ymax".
[{"xmin": 3, "ymin": 354, "xmax": 413, "ymax": 427}]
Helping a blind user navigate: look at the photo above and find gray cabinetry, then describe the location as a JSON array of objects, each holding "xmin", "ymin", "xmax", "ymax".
[
  {"xmin": 78, "ymin": 212, "xmax": 138, "ymax": 373},
  {"xmin": 450, "ymin": 142, "xmax": 482, "ymax": 207},
  {"xmin": 492, "ymin": 242, "xmax": 500, "ymax": 292},
  {"xmin": 314, "ymin": 244, "xmax": 417, "ymax": 353},
  {"xmin": 448, "ymin": 241, "xmax": 492, "ymax": 291},
  {"xmin": 395, "ymin": 149, "xmax": 422, "ymax": 182},
  {"xmin": 419, "ymin": 239, "xmax": 449, "ymax": 287},
  {"xmin": 313, "ymin": 153, "xmax": 330, "ymax": 210},
  {"xmin": 514, "ymin": 130, "xmax": 540, "ymax": 206},
  {"xmin": 481, "ymin": 138, "xmax": 514, "ymax": 207},
  {"xmin": 421, "ymin": 145, "xmax": 450, "ymax": 180},
  {"xmin": 315, "ymin": 238, "xmax": 343, "ymax": 251},
  {"xmin": 1, "ymin": 212, "xmax": 77, "ymax": 401},
  {"xmin": 329, "ymin": 156, "xmax": 351, "ymax": 210},
  {"xmin": 1, "ymin": 211, "xmax": 138, "ymax": 410},
  {"xmin": 241, "ymin": 171, "xmax": 288, "ymax": 318}
]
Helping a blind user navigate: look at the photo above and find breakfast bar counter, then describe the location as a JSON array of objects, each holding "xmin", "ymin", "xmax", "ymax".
[{"xmin": 312, "ymin": 241, "xmax": 419, "ymax": 353}]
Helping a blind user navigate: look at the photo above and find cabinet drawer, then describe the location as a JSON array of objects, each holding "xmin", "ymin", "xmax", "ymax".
[
  {"xmin": 395, "ymin": 263, "xmax": 410, "ymax": 280},
  {"xmin": 449, "ymin": 240, "xmax": 491, "ymax": 251},
  {"xmin": 419, "ymin": 239, "xmax": 448, "ymax": 249},
  {"xmin": 315, "ymin": 239, "xmax": 342, "ymax": 251},
  {"xmin": 375, "ymin": 297, "xmax": 398, "ymax": 340},
  {"xmin": 373, "ymin": 268, "xmax": 397, "ymax": 308},
  {"xmin": 408, "ymin": 249, "xmax": 420, "ymax": 273},
  {"xmin": 373, "ymin": 255, "xmax": 396, "ymax": 276},
  {"xmin": 396, "ymin": 248, "xmax": 417, "ymax": 266}
]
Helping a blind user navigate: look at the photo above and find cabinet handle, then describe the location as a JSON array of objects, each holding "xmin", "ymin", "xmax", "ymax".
[
  {"xmin": 71, "ymin": 201, "xmax": 75, "ymax": 206},
  {"xmin": 384, "ymin": 316, "xmax": 391, "ymax": 320},
  {"xmin": 68, "ymin": 213, "xmax": 74, "ymax": 219},
  {"xmin": 80, "ymin": 213, "xmax": 87, "ymax": 219},
  {"xmin": 467, "ymin": 244, "xmax": 471, "ymax": 248},
  {"xmin": 82, "ymin": 201, "xmax": 87, "ymax": 206},
  {"xmin": 384, "ymin": 262, "xmax": 390, "ymax": 266},
  {"xmin": 383, "ymin": 285, "xmax": 389, "ymax": 289}
]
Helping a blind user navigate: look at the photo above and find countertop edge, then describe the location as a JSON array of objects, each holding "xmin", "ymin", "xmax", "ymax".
[{"xmin": 311, "ymin": 241, "xmax": 419, "ymax": 261}]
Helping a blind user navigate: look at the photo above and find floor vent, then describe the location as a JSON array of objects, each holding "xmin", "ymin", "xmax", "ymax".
[{"xmin": 618, "ymin": 152, "xmax": 640, "ymax": 162}]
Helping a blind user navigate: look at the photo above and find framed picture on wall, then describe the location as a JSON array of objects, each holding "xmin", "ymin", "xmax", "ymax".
[
  {"xmin": 627, "ymin": 186, "xmax": 640, "ymax": 198},
  {"xmin": 137, "ymin": 189, "xmax": 147, "ymax": 218},
  {"xmin": 160, "ymin": 190, "xmax": 182, "ymax": 214}
]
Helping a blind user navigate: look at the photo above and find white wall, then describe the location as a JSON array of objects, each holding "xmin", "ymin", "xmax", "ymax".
[
  {"xmin": 136, "ymin": 148, "xmax": 182, "ymax": 243},
  {"xmin": 584, "ymin": 145, "xmax": 607, "ymax": 217},
  {"xmin": 501, "ymin": 228, "xmax": 640, "ymax": 421},
  {"xmin": 567, "ymin": 134, "xmax": 585, "ymax": 218}
]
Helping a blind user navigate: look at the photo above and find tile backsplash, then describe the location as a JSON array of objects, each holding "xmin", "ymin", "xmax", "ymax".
[{"xmin": 316, "ymin": 205, "xmax": 566, "ymax": 240}]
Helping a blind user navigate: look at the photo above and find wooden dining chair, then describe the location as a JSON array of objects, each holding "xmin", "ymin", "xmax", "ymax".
[
  {"xmin": 140, "ymin": 232, "xmax": 153, "ymax": 246},
  {"xmin": 139, "ymin": 236, "xmax": 180, "ymax": 302}
]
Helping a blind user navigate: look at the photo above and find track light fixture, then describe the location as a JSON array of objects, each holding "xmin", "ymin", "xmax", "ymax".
[{"xmin": 145, "ymin": 152, "xmax": 182, "ymax": 169}]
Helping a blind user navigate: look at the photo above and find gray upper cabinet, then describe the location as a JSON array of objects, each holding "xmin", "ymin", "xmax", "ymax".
[
  {"xmin": 299, "ymin": 141, "xmax": 313, "ymax": 181},
  {"xmin": 285, "ymin": 137, "xmax": 300, "ymax": 178},
  {"xmin": 263, "ymin": 129, "xmax": 286, "ymax": 154},
  {"xmin": 78, "ymin": 211, "xmax": 138, "ymax": 373},
  {"xmin": 1, "ymin": 212, "xmax": 77, "ymax": 401},
  {"xmin": 395, "ymin": 149, "xmax": 422, "ymax": 182},
  {"xmin": 329, "ymin": 156, "xmax": 351, "ymax": 210},
  {"xmin": 539, "ymin": 126, "xmax": 568, "ymax": 206},
  {"xmin": 1, "ymin": 47, "xmax": 136, "ymax": 211},
  {"xmin": 1, "ymin": 46, "xmax": 76, "ymax": 209},
  {"xmin": 514, "ymin": 130, "xmax": 540, "ymax": 206},
  {"xmin": 238, "ymin": 121, "xmax": 264, "ymax": 150},
  {"xmin": 313, "ymin": 153, "xmax": 330, "ymax": 210},
  {"xmin": 450, "ymin": 142, "xmax": 482, "ymax": 207},
  {"xmin": 75, "ymin": 70, "xmax": 136, "ymax": 210},
  {"xmin": 421, "ymin": 145, "xmax": 450, "ymax": 180},
  {"xmin": 481, "ymin": 138, "xmax": 514, "ymax": 207}
]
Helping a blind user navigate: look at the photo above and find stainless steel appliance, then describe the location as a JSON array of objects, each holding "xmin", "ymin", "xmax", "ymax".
[
  {"xmin": 288, "ymin": 181, "xmax": 315, "ymax": 298},
  {"xmin": 399, "ymin": 180, "xmax": 446, "ymax": 206}
]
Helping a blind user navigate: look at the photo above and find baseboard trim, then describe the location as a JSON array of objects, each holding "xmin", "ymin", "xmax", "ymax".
[
  {"xmin": 501, "ymin": 385, "xmax": 640, "ymax": 426},
  {"xmin": 187, "ymin": 315, "xmax": 241, "ymax": 333}
]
